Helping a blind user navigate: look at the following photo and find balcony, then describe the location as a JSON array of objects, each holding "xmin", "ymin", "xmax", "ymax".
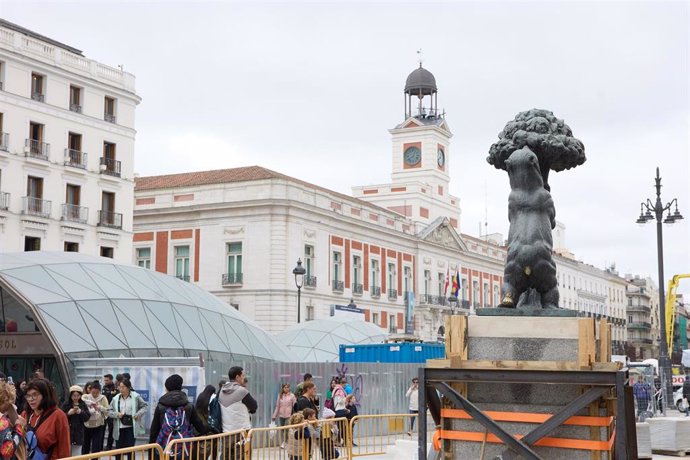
[
  {"xmin": 175, "ymin": 275, "xmax": 190, "ymax": 282},
  {"xmin": 69, "ymin": 104, "xmax": 82, "ymax": 113},
  {"xmin": 31, "ymin": 92, "xmax": 45, "ymax": 102},
  {"xmin": 61, "ymin": 204, "xmax": 88, "ymax": 223},
  {"xmin": 460, "ymin": 299, "xmax": 471, "ymax": 308},
  {"xmin": 25, "ymin": 139, "xmax": 49, "ymax": 160},
  {"xmin": 433, "ymin": 295, "xmax": 447, "ymax": 306},
  {"xmin": 0, "ymin": 192, "xmax": 9, "ymax": 210},
  {"xmin": 222, "ymin": 273, "xmax": 243, "ymax": 286},
  {"xmin": 64, "ymin": 149, "xmax": 87, "ymax": 169},
  {"xmin": 627, "ymin": 305, "xmax": 651, "ymax": 314},
  {"xmin": 388, "ymin": 289, "xmax": 398, "ymax": 300},
  {"xmin": 332, "ymin": 280, "xmax": 344, "ymax": 292},
  {"xmin": 628, "ymin": 321, "xmax": 652, "ymax": 330},
  {"xmin": 104, "ymin": 113, "xmax": 117, "ymax": 123},
  {"xmin": 0, "ymin": 133, "xmax": 8, "ymax": 151},
  {"xmin": 22, "ymin": 196, "xmax": 51, "ymax": 218},
  {"xmin": 304, "ymin": 275, "xmax": 317, "ymax": 288},
  {"xmin": 352, "ymin": 283, "xmax": 363, "ymax": 295},
  {"xmin": 100, "ymin": 157, "xmax": 121, "ymax": 177},
  {"xmin": 419, "ymin": 294, "xmax": 433, "ymax": 304},
  {"xmin": 370, "ymin": 286, "xmax": 381, "ymax": 298},
  {"xmin": 97, "ymin": 210, "xmax": 122, "ymax": 229}
]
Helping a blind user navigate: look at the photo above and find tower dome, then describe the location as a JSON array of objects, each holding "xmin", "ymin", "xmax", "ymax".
[{"xmin": 404, "ymin": 65, "xmax": 437, "ymax": 96}]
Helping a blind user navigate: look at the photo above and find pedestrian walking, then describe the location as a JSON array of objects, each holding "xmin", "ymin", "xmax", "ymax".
[
  {"xmin": 632, "ymin": 376, "xmax": 651, "ymax": 421},
  {"xmin": 272, "ymin": 383, "xmax": 296, "ymax": 448},
  {"xmin": 102, "ymin": 374, "xmax": 118, "ymax": 450},
  {"xmin": 23, "ymin": 378, "xmax": 71, "ymax": 459},
  {"xmin": 294, "ymin": 382, "xmax": 318, "ymax": 414},
  {"xmin": 61, "ymin": 385, "xmax": 89, "ymax": 456},
  {"xmin": 82, "ymin": 381, "xmax": 108, "ymax": 454},
  {"xmin": 219, "ymin": 366, "xmax": 257, "ymax": 460},
  {"xmin": 405, "ymin": 377, "xmax": 419, "ymax": 435},
  {"xmin": 108, "ymin": 378, "xmax": 148, "ymax": 460}
]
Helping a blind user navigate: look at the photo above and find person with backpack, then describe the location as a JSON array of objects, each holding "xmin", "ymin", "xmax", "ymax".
[
  {"xmin": 22, "ymin": 378, "xmax": 71, "ymax": 459},
  {"xmin": 60, "ymin": 385, "xmax": 89, "ymax": 456},
  {"xmin": 293, "ymin": 382, "xmax": 318, "ymax": 414},
  {"xmin": 194, "ymin": 385, "xmax": 217, "ymax": 460},
  {"xmin": 108, "ymin": 378, "xmax": 148, "ymax": 460},
  {"xmin": 81, "ymin": 381, "xmax": 108, "ymax": 454},
  {"xmin": 0, "ymin": 380, "xmax": 27, "ymax": 460},
  {"xmin": 219, "ymin": 367, "xmax": 257, "ymax": 460},
  {"xmin": 149, "ymin": 375, "xmax": 207, "ymax": 459}
]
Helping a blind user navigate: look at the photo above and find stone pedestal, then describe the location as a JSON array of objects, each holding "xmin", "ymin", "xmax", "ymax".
[{"xmin": 440, "ymin": 315, "xmax": 613, "ymax": 460}]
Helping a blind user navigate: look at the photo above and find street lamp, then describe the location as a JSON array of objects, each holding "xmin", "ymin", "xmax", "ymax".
[
  {"xmin": 636, "ymin": 167, "xmax": 684, "ymax": 412},
  {"xmin": 293, "ymin": 258, "xmax": 306, "ymax": 323},
  {"xmin": 447, "ymin": 295, "xmax": 458, "ymax": 315}
]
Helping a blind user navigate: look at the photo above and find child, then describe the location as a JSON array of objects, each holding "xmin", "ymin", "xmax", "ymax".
[
  {"xmin": 286, "ymin": 412, "xmax": 313, "ymax": 460},
  {"xmin": 318, "ymin": 408, "xmax": 339, "ymax": 460}
]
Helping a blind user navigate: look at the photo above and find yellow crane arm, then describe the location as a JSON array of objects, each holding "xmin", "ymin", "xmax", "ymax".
[{"xmin": 667, "ymin": 274, "xmax": 690, "ymax": 352}]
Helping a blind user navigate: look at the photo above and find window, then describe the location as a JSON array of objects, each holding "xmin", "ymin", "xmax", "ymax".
[
  {"xmin": 371, "ymin": 259, "xmax": 379, "ymax": 288},
  {"xmin": 493, "ymin": 285, "xmax": 499, "ymax": 306},
  {"xmin": 483, "ymin": 282, "xmax": 490, "ymax": 307},
  {"xmin": 473, "ymin": 280, "xmax": 479, "ymax": 306},
  {"xmin": 136, "ymin": 247, "xmax": 151, "ymax": 269},
  {"xmin": 101, "ymin": 142, "xmax": 120, "ymax": 176},
  {"xmin": 389, "ymin": 314, "xmax": 396, "ymax": 333},
  {"xmin": 174, "ymin": 246, "xmax": 190, "ymax": 281},
  {"xmin": 437, "ymin": 273, "xmax": 444, "ymax": 296},
  {"xmin": 461, "ymin": 278, "xmax": 468, "ymax": 301},
  {"xmin": 63, "ymin": 184, "xmax": 82, "ymax": 221},
  {"xmin": 226, "ymin": 242, "xmax": 242, "ymax": 283},
  {"xmin": 304, "ymin": 245, "xmax": 314, "ymax": 277},
  {"xmin": 104, "ymin": 96, "xmax": 116, "ymax": 122},
  {"xmin": 403, "ymin": 266, "xmax": 412, "ymax": 294},
  {"xmin": 387, "ymin": 263, "xmax": 395, "ymax": 292},
  {"xmin": 353, "ymin": 255, "xmax": 361, "ymax": 285},
  {"xmin": 68, "ymin": 132, "xmax": 82, "ymax": 152},
  {"xmin": 28, "ymin": 122, "xmax": 46, "ymax": 158},
  {"xmin": 306, "ymin": 305, "xmax": 315, "ymax": 321},
  {"xmin": 65, "ymin": 184, "xmax": 80, "ymax": 206},
  {"xmin": 628, "ymin": 315, "xmax": 633, "ymax": 323},
  {"xmin": 332, "ymin": 251, "xmax": 342, "ymax": 282},
  {"xmin": 372, "ymin": 312, "xmax": 379, "ymax": 325},
  {"xmin": 27, "ymin": 176, "xmax": 43, "ymax": 199},
  {"xmin": 0, "ymin": 113, "xmax": 6, "ymax": 150},
  {"xmin": 24, "ymin": 236, "xmax": 40, "ymax": 251},
  {"xmin": 64, "ymin": 242, "xmax": 79, "ymax": 252},
  {"xmin": 100, "ymin": 246, "xmax": 114, "ymax": 258},
  {"xmin": 423, "ymin": 270, "xmax": 431, "ymax": 296},
  {"xmin": 31, "ymin": 73, "xmax": 44, "ymax": 101},
  {"xmin": 69, "ymin": 86, "xmax": 81, "ymax": 112}
]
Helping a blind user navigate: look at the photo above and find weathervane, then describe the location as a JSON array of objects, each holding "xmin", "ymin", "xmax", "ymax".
[{"xmin": 417, "ymin": 48, "xmax": 423, "ymax": 67}]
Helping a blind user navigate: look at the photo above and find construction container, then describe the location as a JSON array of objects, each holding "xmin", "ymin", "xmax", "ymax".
[{"xmin": 339, "ymin": 342, "xmax": 444, "ymax": 363}]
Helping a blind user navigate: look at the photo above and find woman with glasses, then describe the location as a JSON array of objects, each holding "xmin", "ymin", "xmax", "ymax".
[{"xmin": 22, "ymin": 378, "xmax": 71, "ymax": 459}]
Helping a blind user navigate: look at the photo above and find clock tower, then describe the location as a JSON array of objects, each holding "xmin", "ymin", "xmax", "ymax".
[{"xmin": 353, "ymin": 63, "xmax": 461, "ymax": 230}]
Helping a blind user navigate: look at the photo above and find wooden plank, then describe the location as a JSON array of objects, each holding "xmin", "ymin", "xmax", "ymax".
[
  {"xmin": 591, "ymin": 362, "xmax": 622, "ymax": 372},
  {"xmin": 426, "ymin": 359, "xmax": 451, "ymax": 369},
  {"xmin": 449, "ymin": 358, "xmax": 580, "ymax": 371},
  {"xmin": 578, "ymin": 318, "xmax": 596, "ymax": 369},
  {"xmin": 589, "ymin": 401, "xmax": 601, "ymax": 460},
  {"xmin": 598, "ymin": 318, "xmax": 611, "ymax": 363},
  {"xmin": 444, "ymin": 315, "xmax": 468, "ymax": 460}
]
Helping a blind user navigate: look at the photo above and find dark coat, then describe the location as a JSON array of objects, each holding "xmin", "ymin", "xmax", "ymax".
[
  {"xmin": 61, "ymin": 399, "xmax": 90, "ymax": 445},
  {"xmin": 294, "ymin": 395, "xmax": 318, "ymax": 414},
  {"xmin": 683, "ymin": 377, "xmax": 690, "ymax": 400},
  {"xmin": 148, "ymin": 390, "xmax": 207, "ymax": 443}
]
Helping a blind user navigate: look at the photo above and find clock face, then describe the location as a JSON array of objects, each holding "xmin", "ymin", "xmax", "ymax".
[
  {"xmin": 404, "ymin": 146, "xmax": 421, "ymax": 166},
  {"xmin": 437, "ymin": 148, "xmax": 445, "ymax": 167}
]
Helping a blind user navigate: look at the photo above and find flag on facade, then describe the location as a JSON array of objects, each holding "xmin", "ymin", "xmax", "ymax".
[
  {"xmin": 443, "ymin": 267, "xmax": 450, "ymax": 295},
  {"xmin": 451, "ymin": 267, "xmax": 460, "ymax": 297}
]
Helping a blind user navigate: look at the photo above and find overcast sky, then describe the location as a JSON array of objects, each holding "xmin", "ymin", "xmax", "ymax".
[{"xmin": 3, "ymin": 1, "xmax": 689, "ymax": 296}]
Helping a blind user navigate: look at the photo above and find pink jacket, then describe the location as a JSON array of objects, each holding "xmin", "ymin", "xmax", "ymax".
[{"xmin": 273, "ymin": 392, "xmax": 296, "ymax": 419}]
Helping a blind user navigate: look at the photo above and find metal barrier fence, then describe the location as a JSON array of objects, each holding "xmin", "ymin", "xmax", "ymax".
[
  {"xmin": 348, "ymin": 413, "xmax": 417, "ymax": 458},
  {"xmin": 67, "ymin": 443, "xmax": 163, "ymax": 460},
  {"xmin": 245, "ymin": 418, "xmax": 349, "ymax": 460},
  {"xmin": 165, "ymin": 429, "xmax": 247, "ymax": 460}
]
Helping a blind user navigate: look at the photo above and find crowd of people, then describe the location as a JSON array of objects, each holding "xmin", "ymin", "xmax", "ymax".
[{"xmin": 0, "ymin": 367, "xmax": 373, "ymax": 460}]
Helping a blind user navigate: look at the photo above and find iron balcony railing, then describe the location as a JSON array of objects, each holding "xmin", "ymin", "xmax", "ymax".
[
  {"xmin": 22, "ymin": 196, "xmax": 51, "ymax": 218},
  {"xmin": 460, "ymin": 299, "xmax": 471, "ymax": 308},
  {"xmin": 100, "ymin": 157, "xmax": 121, "ymax": 177},
  {"xmin": 31, "ymin": 92, "xmax": 45, "ymax": 102},
  {"xmin": 370, "ymin": 286, "xmax": 381, "ymax": 297},
  {"xmin": 434, "ymin": 295, "xmax": 447, "ymax": 306},
  {"xmin": 353, "ymin": 283, "xmax": 363, "ymax": 295},
  {"xmin": 0, "ymin": 192, "xmax": 8, "ymax": 210},
  {"xmin": 176, "ymin": 275, "xmax": 190, "ymax": 282},
  {"xmin": 61, "ymin": 204, "xmax": 88, "ymax": 223},
  {"xmin": 104, "ymin": 113, "xmax": 116, "ymax": 123},
  {"xmin": 332, "ymin": 280, "xmax": 344, "ymax": 292},
  {"xmin": 628, "ymin": 321, "xmax": 652, "ymax": 330},
  {"xmin": 222, "ymin": 273, "xmax": 243, "ymax": 285},
  {"xmin": 304, "ymin": 275, "xmax": 317, "ymax": 288},
  {"xmin": 419, "ymin": 294, "xmax": 433, "ymax": 304},
  {"xmin": 64, "ymin": 149, "xmax": 87, "ymax": 169},
  {"xmin": 0, "ymin": 133, "xmax": 8, "ymax": 151},
  {"xmin": 25, "ymin": 138, "xmax": 49, "ymax": 160},
  {"xmin": 97, "ymin": 210, "xmax": 122, "ymax": 229},
  {"xmin": 69, "ymin": 103, "xmax": 82, "ymax": 113},
  {"xmin": 388, "ymin": 289, "xmax": 398, "ymax": 300},
  {"xmin": 627, "ymin": 305, "xmax": 651, "ymax": 313}
]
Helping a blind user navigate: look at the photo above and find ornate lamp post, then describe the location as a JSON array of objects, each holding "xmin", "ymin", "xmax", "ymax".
[
  {"xmin": 447, "ymin": 295, "xmax": 458, "ymax": 315},
  {"xmin": 293, "ymin": 258, "xmax": 306, "ymax": 323},
  {"xmin": 636, "ymin": 167, "xmax": 684, "ymax": 411}
]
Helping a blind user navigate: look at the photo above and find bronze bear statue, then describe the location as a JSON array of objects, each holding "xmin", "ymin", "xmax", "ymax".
[{"xmin": 499, "ymin": 147, "xmax": 559, "ymax": 309}]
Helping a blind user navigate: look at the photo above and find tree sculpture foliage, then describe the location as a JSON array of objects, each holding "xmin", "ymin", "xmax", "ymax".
[{"xmin": 487, "ymin": 109, "xmax": 586, "ymax": 191}]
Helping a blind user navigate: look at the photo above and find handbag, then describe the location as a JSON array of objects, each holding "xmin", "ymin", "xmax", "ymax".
[{"xmin": 268, "ymin": 421, "xmax": 277, "ymax": 441}]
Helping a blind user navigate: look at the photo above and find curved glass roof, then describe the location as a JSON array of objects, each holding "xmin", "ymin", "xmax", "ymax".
[
  {"xmin": 0, "ymin": 252, "xmax": 290, "ymax": 362},
  {"xmin": 275, "ymin": 317, "xmax": 388, "ymax": 362}
]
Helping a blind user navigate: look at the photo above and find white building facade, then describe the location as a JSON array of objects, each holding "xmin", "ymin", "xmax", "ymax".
[{"xmin": 0, "ymin": 20, "xmax": 140, "ymax": 262}]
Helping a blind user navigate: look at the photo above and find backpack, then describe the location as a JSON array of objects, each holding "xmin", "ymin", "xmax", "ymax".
[
  {"xmin": 207, "ymin": 396, "xmax": 222, "ymax": 434},
  {"xmin": 155, "ymin": 405, "xmax": 192, "ymax": 459},
  {"xmin": 26, "ymin": 409, "xmax": 56, "ymax": 460}
]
